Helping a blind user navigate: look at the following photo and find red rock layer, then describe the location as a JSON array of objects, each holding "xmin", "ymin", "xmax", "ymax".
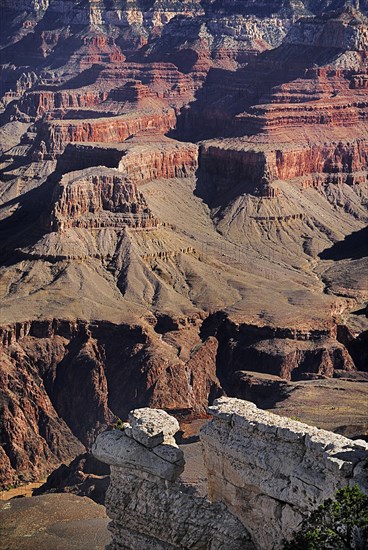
[
  {"xmin": 228, "ymin": 64, "xmax": 368, "ymax": 134},
  {"xmin": 16, "ymin": 62, "xmax": 200, "ymax": 121},
  {"xmin": 53, "ymin": 140, "xmax": 199, "ymax": 186},
  {"xmin": 274, "ymin": 141, "xmax": 368, "ymax": 181},
  {"xmin": 17, "ymin": 89, "xmax": 110, "ymax": 118},
  {"xmin": 150, "ymin": 336, "xmax": 221, "ymax": 415},
  {"xmin": 39, "ymin": 110, "xmax": 177, "ymax": 156},
  {"xmin": 200, "ymin": 138, "xmax": 368, "ymax": 194},
  {"xmin": 239, "ymin": 98, "xmax": 368, "ymax": 133},
  {"xmin": 76, "ymin": 33, "xmax": 126, "ymax": 66},
  {"xmin": 49, "ymin": 169, "xmax": 159, "ymax": 231},
  {"xmin": 200, "ymin": 145, "xmax": 268, "ymax": 193},
  {"xmin": 202, "ymin": 314, "xmax": 356, "ymax": 386},
  {"xmin": 109, "ymin": 82, "xmax": 157, "ymax": 102},
  {"xmin": 351, "ymin": 73, "xmax": 368, "ymax": 89},
  {"xmin": 238, "ymin": 338, "xmax": 356, "ymax": 381},
  {"xmin": 0, "ymin": 318, "xmax": 221, "ymax": 488},
  {"xmin": 102, "ymin": 63, "xmax": 200, "ymax": 101},
  {"xmin": 118, "ymin": 142, "xmax": 199, "ymax": 184},
  {"xmin": 47, "ymin": 31, "xmax": 125, "ymax": 68}
]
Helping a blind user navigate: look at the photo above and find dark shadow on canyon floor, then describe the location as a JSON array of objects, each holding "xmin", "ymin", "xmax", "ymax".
[{"xmin": 319, "ymin": 225, "xmax": 368, "ymax": 261}]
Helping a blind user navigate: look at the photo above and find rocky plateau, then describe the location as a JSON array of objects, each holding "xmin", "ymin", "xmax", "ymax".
[{"xmin": 0, "ymin": 0, "xmax": 367, "ymax": 493}]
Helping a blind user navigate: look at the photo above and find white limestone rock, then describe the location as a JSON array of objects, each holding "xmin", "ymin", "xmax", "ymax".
[
  {"xmin": 152, "ymin": 441, "xmax": 184, "ymax": 466},
  {"xmin": 93, "ymin": 407, "xmax": 254, "ymax": 549},
  {"xmin": 105, "ymin": 465, "xmax": 254, "ymax": 550},
  {"xmin": 92, "ymin": 429, "xmax": 184, "ymax": 481},
  {"xmin": 128, "ymin": 407, "xmax": 180, "ymax": 448},
  {"xmin": 201, "ymin": 397, "xmax": 368, "ymax": 550}
]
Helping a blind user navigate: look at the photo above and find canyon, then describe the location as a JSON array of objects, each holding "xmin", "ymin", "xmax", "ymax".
[{"xmin": 0, "ymin": 0, "xmax": 367, "ymax": 513}]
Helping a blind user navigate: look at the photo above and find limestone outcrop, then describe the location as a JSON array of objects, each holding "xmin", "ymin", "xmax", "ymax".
[
  {"xmin": 201, "ymin": 397, "xmax": 368, "ymax": 550},
  {"xmin": 93, "ymin": 401, "xmax": 368, "ymax": 549},
  {"xmin": 93, "ymin": 407, "xmax": 254, "ymax": 550}
]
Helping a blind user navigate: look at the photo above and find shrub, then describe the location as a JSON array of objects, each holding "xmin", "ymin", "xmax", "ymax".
[
  {"xmin": 115, "ymin": 418, "xmax": 125, "ymax": 430},
  {"xmin": 283, "ymin": 485, "xmax": 368, "ymax": 550}
]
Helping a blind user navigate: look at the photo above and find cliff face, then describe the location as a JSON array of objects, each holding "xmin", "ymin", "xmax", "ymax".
[
  {"xmin": 93, "ymin": 400, "xmax": 368, "ymax": 550},
  {"xmin": 0, "ymin": 347, "xmax": 85, "ymax": 489},
  {"xmin": 205, "ymin": 316, "xmax": 356, "ymax": 383},
  {"xmin": 201, "ymin": 398, "xmax": 368, "ymax": 549},
  {"xmin": 4, "ymin": 1, "xmax": 366, "ymax": 85},
  {"xmin": 0, "ymin": 319, "xmax": 221, "ymax": 488},
  {"xmin": 200, "ymin": 139, "xmax": 368, "ymax": 195},
  {"xmin": 117, "ymin": 141, "xmax": 199, "ymax": 183},
  {"xmin": 93, "ymin": 406, "xmax": 255, "ymax": 550},
  {"xmin": 48, "ymin": 168, "xmax": 159, "ymax": 231},
  {"xmin": 38, "ymin": 111, "xmax": 177, "ymax": 157}
]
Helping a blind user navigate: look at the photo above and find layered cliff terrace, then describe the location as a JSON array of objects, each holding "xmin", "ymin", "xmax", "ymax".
[
  {"xmin": 232, "ymin": 66, "xmax": 368, "ymax": 134},
  {"xmin": 41, "ymin": 136, "xmax": 199, "ymax": 235},
  {"xmin": 238, "ymin": 97, "xmax": 368, "ymax": 133},
  {"xmin": 199, "ymin": 136, "xmax": 368, "ymax": 197},
  {"xmin": 48, "ymin": 167, "xmax": 159, "ymax": 232},
  {"xmin": 14, "ymin": 62, "xmax": 200, "ymax": 119},
  {"xmin": 38, "ymin": 109, "xmax": 177, "ymax": 156},
  {"xmin": 54, "ymin": 138, "xmax": 199, "ymax": 184}
]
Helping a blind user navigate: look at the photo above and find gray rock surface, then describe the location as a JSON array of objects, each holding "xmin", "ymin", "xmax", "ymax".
[
  {"xmin": 200, "ymin": 397, "xmax": 368, "ymax": 550},
  {"xmin": 92, "ymin": 430, "xmax": 184, "ymax": 482},
  {"xmin": 93, "ymin": 402, "xmax": 368, "ymax": 549},
  {"xmin": 128, "ymin": 407, "xmax": 180, "ymax": 448},
  {"xmin": 93, "ymin": 407, "xmax": 254, "ymax": 550},
  {"xmin": 105, "ymin": 467, "xmax": 254, "ymax": 550}
]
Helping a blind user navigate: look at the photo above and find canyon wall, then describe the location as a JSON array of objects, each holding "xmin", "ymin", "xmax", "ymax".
[
  {"xmin": 39, "ymin": 110, "xmax": 177, "ymax": 156},
  {"xmin": 0, "ymin": 319, "xmax": 221, "ymax": 488},
  {"xmin": 118, "ymin": 142, "xmax": 199, "ymax": 184},
  {"xmin": 48, "ymin": 167, "xmax": 159, "ymax": 231},
  {"xmin": 93, "ymin": 407, "xmax": 255, "ymax": 550},
  {"xmin": 202, "ymin": 314, "xmax": 357, "ymax": 384},
  {"xmin": 53, "ymin": 140, "xmax": 198, "ymax": 180},
  {"xmin": 201, "ymin": 397, "xmax": 368, "ymax": 550},
  {"xmin": 1, "ymin": 0, "xmax": 368, "ymax": 501},
  {"xmin": 200, "ymin": 139, "xmax": 368, "ymax": 195},
  {"xmin": 93, "ymin": 400, "xmax": 368, "ymax": 550}
]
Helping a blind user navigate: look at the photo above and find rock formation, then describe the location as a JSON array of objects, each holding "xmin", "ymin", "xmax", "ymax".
[
  {"xmin": 47, "ymin": 167, "xmax": 159, "ymax": 232},
  {"xmin": 93, "ymin": 406, "xmax": 254, "ymax": 550},
  {"xmin": 0, "ymin": 0, "xmax": 367, "ymax": 489},
  {"xmin": 93, "ymin": 400, "xmax": 368, "ymax": 550},
  {"xmin": 201, "ymin": 397, "xmax": 368, "ymax": 549},
  {"xmin": 33, "ymin": 452, "xmax": 110, "ymax": 505},
  {"xmin": 38, "ymin": 111, "xmax": 178, "ymax": 157},
  {"xmin": 0, "ymin": 319, "xmax": 222, "ymax": 487}
]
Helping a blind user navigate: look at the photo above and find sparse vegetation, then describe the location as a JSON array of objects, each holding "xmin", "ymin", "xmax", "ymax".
[
  {"xmin": 115, "ymin": 419, "xmax": 125, "ymax": 430},
  {"xmin": 283, "ymin": 485, "xmax": 368, "ymax": 550}
]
